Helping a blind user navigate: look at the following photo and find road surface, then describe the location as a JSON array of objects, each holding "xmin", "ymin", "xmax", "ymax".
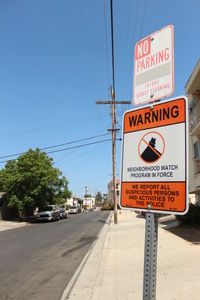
[{"xmin": 0, "ymin": 210, "xmax": 110, "ymax": 300}]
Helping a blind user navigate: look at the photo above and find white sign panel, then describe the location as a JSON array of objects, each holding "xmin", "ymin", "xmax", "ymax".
[
  {"xmin": 133, "ymin": 25, "xmax": 174, "ymax": 105},
  {"xmin": 120, "ymin": 96, "xmax": 188, "ymax": 215}
]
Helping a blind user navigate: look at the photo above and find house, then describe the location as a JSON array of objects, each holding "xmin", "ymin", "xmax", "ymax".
[
  {"xmin": 107, "ymin": 179, "xmax": 120, "ymax": 206},
  {"xmin": 83, "ymin": 196, "xmax": 95, "ymax": 210},
  {"xmin": 65, "ymin": 195, "xmax": 83, "ymax": 208},
  {"xmin": 185, "ymin": 58, "xmax": 200, "ymax": 204},
  {"xmin": 102, "ymin": 193, "xmax": 108, "ymax": 205}
]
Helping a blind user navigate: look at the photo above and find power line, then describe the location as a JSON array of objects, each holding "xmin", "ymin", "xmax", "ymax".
[
  {"xmin": 0, "ymin": 138, "xmax": 121, "ymax": 165},
  {"xmin": 103, "ymin": 0, "xmax": 110, "ymax": 89},
  {"xmin": 127, "ymin": 0, "xmax": 139, "ymax": 101},
  {"xmin": 96, "ymin": 1, "xmax": 130, "ymax": 225},
  {"xmin": 139, "ymin": 0, "xmax": 148, "ymax": 38},
  {"xmin": 46, "ymin": 138, "xmax": 115, "ymax": 155},
  {"xmin": 122, "ymin": 0, "xmax": 133, "ymax": 99},
  {"xmin": 65, "ymin": 140, "xmax": 111, "ymax": 175},
  {"xmin": 0, "ymin": 133, "xmax": 110, "ymax": 160},
  {"xmin": 77, "ymin": 0, "xmax": 101, "ymax": 96},
  {"xmin": 110, "ymin": 0, "xmax": 115, "ymax": 93}
]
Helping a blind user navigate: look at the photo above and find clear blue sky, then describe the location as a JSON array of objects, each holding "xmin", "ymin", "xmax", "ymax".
[{"xmin": 0, "ymin": 0, "xmax": 199, "ymax": 197}]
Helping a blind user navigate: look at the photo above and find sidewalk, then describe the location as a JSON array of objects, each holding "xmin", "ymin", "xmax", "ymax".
[
  {"xmin": 0, "ymin": 220, "xmax": 28, "ymax": 232},
  {"xmin": 62, "ymin": 210, "xmax": 200, "ymax": 300}
]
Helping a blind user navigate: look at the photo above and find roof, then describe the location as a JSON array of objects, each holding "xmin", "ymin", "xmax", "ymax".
[{"xmin": 185, "ymin": 58, "xmax": 200, "ymax": 94}]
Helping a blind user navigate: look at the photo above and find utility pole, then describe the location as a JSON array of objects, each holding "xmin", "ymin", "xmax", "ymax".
[
  {"xmin": 96, "ymin": 0, "xmax": 130, "ymax": 224},
  {"xmin": 111, "ymin": 85, "xmax": 117, "ymax": 224},
  {"xmin": 96, "ymin": 96, "xmax": 130, "ymax": 224}
]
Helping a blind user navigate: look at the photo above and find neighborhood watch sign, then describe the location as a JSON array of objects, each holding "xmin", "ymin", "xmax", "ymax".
[
  {"xmin": 120, "ymin": 97, "xmax": 188, "ymax": 215},
  {"xmin": 133, "ymin": 25, "xmax": 174, "ymax": 105}
]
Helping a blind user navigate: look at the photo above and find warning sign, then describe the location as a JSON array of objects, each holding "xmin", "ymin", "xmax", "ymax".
[
  {"xmin": 120, "ymin": 97, "xmax": 188, "ymax": 215},
  {"xmin": 133, "ymin": 25, "xmax": 174, "ymax": 105}
]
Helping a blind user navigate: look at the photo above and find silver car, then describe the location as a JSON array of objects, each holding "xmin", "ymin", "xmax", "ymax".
[
  {"xmin": 36, "ymin": 205, "xmax": 60, "ymax": 221},
  {"xmin": 68, "ymin": 206, "xmax": 78, "ymax": 214},
  {"xmin": 59, "ymin": 208, "xmax": 68, "ymax": 219}
]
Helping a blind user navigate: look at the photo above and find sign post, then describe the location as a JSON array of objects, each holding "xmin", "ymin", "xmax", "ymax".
[
  {"xmin": 143, "ymin": 208, "xmax": 159, "ymax": 300},
  {"xmin": 120, "ymin": 96, "xmax": 188, "ymax": 299},
  {"xmin": 120, "ymin": 25, "xmax": 188, "ymax": 299}
]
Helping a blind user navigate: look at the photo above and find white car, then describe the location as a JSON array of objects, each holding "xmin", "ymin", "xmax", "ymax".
[{"xmin": 69, "ymin": 206, "xmax": 78, "ymax": 214}]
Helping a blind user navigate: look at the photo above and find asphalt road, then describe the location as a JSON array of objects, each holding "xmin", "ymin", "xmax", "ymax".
[{"xmin": 0, "ymin": 210, "xmax": 110, "ymax": 300}]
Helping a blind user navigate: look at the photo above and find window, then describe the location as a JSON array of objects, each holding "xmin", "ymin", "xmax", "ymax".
[
  {"xmin": 194, "ymin": 142, "xmax": 199, "ymax": 158},
  {"xmin": 189, "ymin": 100, "xmax": 195, "ymax": 114}
]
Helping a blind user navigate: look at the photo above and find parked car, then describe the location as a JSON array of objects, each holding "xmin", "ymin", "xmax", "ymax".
[
  {"xmin": 59, "ymin": 208, "xmax": 68, "ymax": 219},
  {"xmin": 36, "ymin": 205, "xmax": 60, "ymax": 221},
  {"xmin": 68, "ymin": 206, "xmax": 78, "ymax": 214}
]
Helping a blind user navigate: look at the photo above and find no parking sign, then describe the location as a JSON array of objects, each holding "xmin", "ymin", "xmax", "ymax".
[{"xmin": 120, "ymin": 96, "xmax": 188, "ymax": 215}]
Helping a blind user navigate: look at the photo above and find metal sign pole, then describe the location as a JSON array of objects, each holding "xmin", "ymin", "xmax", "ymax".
[{"xmin": 143, "ymin": 208, "xmax": 159, "ymax": 300}]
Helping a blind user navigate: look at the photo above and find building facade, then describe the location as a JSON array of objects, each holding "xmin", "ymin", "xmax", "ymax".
[{"xmin": 185, "ymin": 58, "xmax": 200, "ymax": 204}]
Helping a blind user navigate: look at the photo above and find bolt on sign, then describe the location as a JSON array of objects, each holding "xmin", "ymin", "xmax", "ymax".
[
  {"xmin": 120, "ymin": 96, "xmax": 188, "ymax": 215},
  {"xmin": 133, "ymin": 25, "xmax": 174, "ymax": 105}
]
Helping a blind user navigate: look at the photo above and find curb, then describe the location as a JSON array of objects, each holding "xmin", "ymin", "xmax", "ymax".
[
  {"xmin": 159, "ymin": 215, "xmax": 180, "ymax": 229},
  {"xmin": 61, "ymin": 211, "xmax": 113, "ymax": 300},
  {"xmin": 0, "ymin": 221, "xmax": 29, "ymax": 232}
]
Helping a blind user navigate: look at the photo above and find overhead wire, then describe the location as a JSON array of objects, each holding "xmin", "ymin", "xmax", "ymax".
[
  {"xmin": 53, "ymin": 121, "xmax": 113, "ymax": 165},
  {"xmin": 139, "ymin": 0, "xmax": 148, "ymax": 38},
  {"xmin": 0, "ymin": 138, "xmax": 122, "ymax": 164},
  {"xmin": 103, "ymin": 0, "xmax": 111, "ymax": 90},
  {"xmin": 122, "ymin": 0, "xmax": 132, "ymax": 100},
  {"xmin": 127, "ymin": 0, "xmax": 139, "ymax": 102},
  {"xmin": 77, "ymin": 0, "xmax": 101, "ymax": 96},
  {"xmin": 0, "ymin": 133, "xmax": 110, "ymax": 160},
  {"xmin": 55, "ymin": 132, "xmax": 110, "ymax": 166},
  {"xmin": 65, "ymin": 140, "xmax": 111, "ymax": 175},
  {"xmin": 127, "ymin": 0, "xmax": 148, "ymax": 102},
  {"xmin": 110, "ymin": 0, "xmax": 115, "ymax": 92}
]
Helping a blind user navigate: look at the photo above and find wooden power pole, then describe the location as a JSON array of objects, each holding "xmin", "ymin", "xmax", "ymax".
[
  {"xmin": 96, "ymin": 0, "xmax": 131, "ymax": 224},
  {"xmin": 96, "ymin": 95, "xmax": 130, "ymax": 224}
]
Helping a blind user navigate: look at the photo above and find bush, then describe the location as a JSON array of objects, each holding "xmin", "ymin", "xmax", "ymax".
[
  {"xmin": 176, "ymin": 203, "xmax": 200, "ymax": 224},
  {"xmin": 101, "ymin": 204, "xmax": 121, "ymax": 211},
  {"xmin": 101, "ymin": 205, "xmax": 113, "ymax": 211}
]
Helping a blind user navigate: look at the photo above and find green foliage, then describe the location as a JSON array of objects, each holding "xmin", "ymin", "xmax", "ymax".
[
  {"xmin": 84, "ymin": 194, "xmax": 91, "ymax": 198},
  {"xmin": 95, "ymin": 192, "xmax": 102, "ymax": 203},
  {"xmin": 0, "ymin": 148, "xmax": 72, "ymax": 216},
  {"xmin": 101, "ymin": 205, "xmax": 113, "ymax": 211},
  {"xmin": 101, "ymin": 204, "xmax": 121, "ymax": 211},
  {"xmin": 65, "ymin": 204, "xmax": 70, "ymax": 210},
  {"xmin": 7, "ymin": 195, "xmax": 23, "ymax": 211},
  {"xmin": 176, "ymin": 203, "xmax": 200, "ymax": 224}
]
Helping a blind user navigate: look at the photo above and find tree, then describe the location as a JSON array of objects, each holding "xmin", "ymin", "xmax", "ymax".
[
  {"xmin": 95, "ymin": 192, "xmax": 102, "ymax": 205},
  {"xmin": 84, "ymin": 194, "xmax": 91, "ymax": 198},
  {"xmin": 0, "ymin": 148, "xmax": 71, "ymax": 216}
]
